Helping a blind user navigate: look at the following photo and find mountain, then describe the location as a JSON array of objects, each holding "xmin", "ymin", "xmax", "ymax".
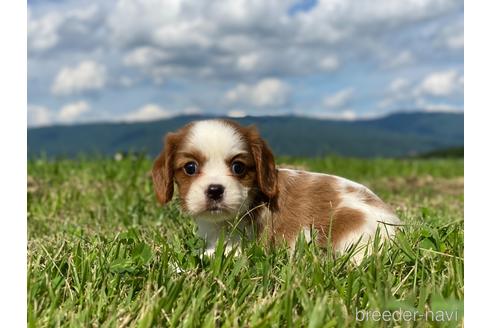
[
  {"xmin": 27, "ymin": 111, "xmax": 463, "ymax": 158},
  {"xmin": 415, "ymin": 146, "xmax": 464, "ymax": 159}
]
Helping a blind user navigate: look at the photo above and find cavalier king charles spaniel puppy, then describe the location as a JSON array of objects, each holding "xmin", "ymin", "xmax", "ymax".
[{"xmin": 152, "ymin": 119, "xmax": 400, "ymax": 262}]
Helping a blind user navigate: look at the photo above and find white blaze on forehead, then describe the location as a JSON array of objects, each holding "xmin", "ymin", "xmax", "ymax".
[{"xmin": 185, "ymin": 120, "xmax": 247, "ymax": 159}]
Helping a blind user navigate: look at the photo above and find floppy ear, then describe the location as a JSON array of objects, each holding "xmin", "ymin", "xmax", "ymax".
[
  {"xmin": 248, "ymin": 126, "xmax": 278, "ymax": 199},
  {"xmin": 152, "ymin": 132, "xmax": 178, "ymax": 205}
]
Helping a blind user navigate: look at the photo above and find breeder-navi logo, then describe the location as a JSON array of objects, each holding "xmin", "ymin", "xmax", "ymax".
[{"xmin": 355, "ymin": 308, "xmax": 459, "ymax": 322}]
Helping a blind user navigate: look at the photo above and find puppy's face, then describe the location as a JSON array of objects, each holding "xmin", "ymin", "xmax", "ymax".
[{"xmin": 152, "ymin": 120, "xmax": 278, "ymax": 222}]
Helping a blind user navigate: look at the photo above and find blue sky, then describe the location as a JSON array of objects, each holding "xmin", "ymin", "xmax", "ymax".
[{"xmin": 27, "ymin": 0, "xmax": 464, "ymax": 126}]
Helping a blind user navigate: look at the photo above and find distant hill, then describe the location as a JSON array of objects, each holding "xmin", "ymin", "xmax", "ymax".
[
  {"xmin": 415, "ymin": 146, "xmax": 464, "ymax": 159},
  {"xmin": 27, "ymin": 111, "xmax": 463, "ymax": 158}
]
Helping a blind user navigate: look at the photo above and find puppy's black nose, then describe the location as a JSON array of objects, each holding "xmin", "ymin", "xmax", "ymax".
[{"xmin": 206, "ymin": 184, "xmax": 225, "ymax": 201}]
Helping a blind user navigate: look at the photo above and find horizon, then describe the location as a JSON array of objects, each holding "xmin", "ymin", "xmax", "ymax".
[
  {"xmin": 28, "ymin": 0, "xmax": 463, "ymax": 128},
  {"xmin": 26, "ymin": 108, "xmax": 463, "ymax": 129}
]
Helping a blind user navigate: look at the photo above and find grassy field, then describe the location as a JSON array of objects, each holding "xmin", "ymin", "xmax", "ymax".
[{"xmin": 27, "ymin": 156, "xmax": 464, "ymax": 327}]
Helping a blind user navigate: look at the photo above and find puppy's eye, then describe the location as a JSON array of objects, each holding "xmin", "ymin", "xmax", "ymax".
[
  {"xmin": 231, "ymin": 161, "xmax": 246, "ymax": 175},
  {"xmin": 183, "ymin": 162, "xmax": 198, "ymax": 176}
]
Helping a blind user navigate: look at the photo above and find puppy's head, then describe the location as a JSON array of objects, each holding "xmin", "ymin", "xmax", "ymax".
[{"xmin": 152, "ymin": 120, "xmax": 278, "ymax": 221}]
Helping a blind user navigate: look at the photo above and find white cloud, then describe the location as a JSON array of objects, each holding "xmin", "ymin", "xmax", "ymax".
[
  {"xmin": 69, "ymin": 5, "xmax": 100, "ymax": 22},
  {"xmin": 323, "ymin": 88, "xmax": 354, "ymax": 109},
  {"xmin": 319, "ymin": 55, "xmax": 340, "ymax": 71},
  {"xmin": 377, "ymin": 98, "xmax": 393, "ymax": 110},
  {"xmin": 385, "ymin": 50, "xmax": 414, "ymax": 68},
  {"xmin": 418, "ymin": 69, "xmax": 462, "ymax": 97},
  {"xmin": 377, "ymin": 78, "xmax": 411, "ymax": 109},
  {"xmin": 123, "ymin": 46, "xmax": 170, "ymax": 68},
  {"xmin": 28, "ymin": 4, "xmax": 102, "ymax": 54},
  {"xmin": 27, "ymin": 105, "xmax": 53, "ymax": 127},
  {"xmin": 104, "ymin": 0, "xmax": 461, "ymax": 81},
  {"xmin": 122, "ymin": 104, "xmax": 174, "ymax": 122},
  {"xmin": 388, "ymin": 78, "xmax": 410, "ymax": 94},
  {"xmin": 28, "ymin": 102, "xmax": 93, "ymax": 126},
  {"xmin": 337, "ymin": 110, "xmax": 357, "ymax": 120},
  {"xmin": 333, "ymin": 0, "xmax": 458, "ymax": 26},
  {"xmin": 416, "ymin": 98, "xmax": 462, "ymax": 112},
  {"xmin": 227, "ymin": 110, "xmax": 247, "ymax": 118},
  {"xmin": 379, "ymin": 73, "xmax": 464, "ymax": 111},
  {"xmin": 58, "ymin": 101, "xmax": 91, "ymax": 123},
  {"xmin": 225, "ymin": 78, "xmax": 290, "ymax": 108},
  {"xmin": 237, "ymin": 53, "xmax": 260, "ymax": 72},
  {"xmin": 435, "ymin": 20, "xmax": 463, "ymax": 50},
  {"xmin": 308, "ymin": 109, "xmax": 358, "ymax": 121},
  {"xmin": 182, "ymin": 106, "xmax": 203, "ymax": 115},
  {"xmin": 51, "ymin": 60, "xmax": 107, "ymax": 95},
  {"xmin": 118, "ymin": 76, "xmax": 136, "ymax": 87},
  {"xmin": 447, "ymin": 33, "xmax": 464, "ymax": 49},
  {"xmin": 28, "ymin": 10, "xmax": 62, "ymax": 52}
]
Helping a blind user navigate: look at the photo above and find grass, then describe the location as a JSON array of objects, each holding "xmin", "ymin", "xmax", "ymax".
[{"xmin": 27, "ymin": 155, "xmax": 464, "ymax": 327}]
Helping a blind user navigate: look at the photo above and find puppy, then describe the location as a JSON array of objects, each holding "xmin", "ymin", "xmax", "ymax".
[{"xmin": 152, "ymin": 119, "xmax": 400, "ymax": 262}]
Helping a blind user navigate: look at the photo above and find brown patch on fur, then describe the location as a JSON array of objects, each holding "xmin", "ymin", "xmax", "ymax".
[
  {"xmin": 172, "ymin": 169, "xmax": 194, "ymax": 211},
  {"xmin": 172, "ymin": 149, "xmax": 208, "ymax": 210},
  {"xmin": 249, "ymin": 131, "xmax": 278, "ymax": 199},
  {"xmin": 361, "ymin": 191, "xmax": 391, "ymax": 212},
  {"xmin": 328, "ymin": 207, "xmax": 366, "ymax": 248},
  {"xmin": 225, "ymin": 152, "xmax": 257, "ymax": 189},
  {"xmin": 345, "ymin": 185, "xmax": 358, "ymax": 193},
  {"xmin": 255, "ymin": 171, "xmax": 367, "ymax": 249},
  {"xmin": 152, "ymin": 122, "xmax": 194, "ymax": 204},
  {"xmin": 174, "ymin": 149, "xmax": 206, "ymax": 170},
  {"xmin": 220, "ymin": 119, "xmax": 278, "ymax": 200},
  {"xmin": 256, "ymin": 171, "xmax": 334, "ymax": 245},
  {"xmin": 226, "ymin": 152, "xmax": 255, "ymax": 170}
]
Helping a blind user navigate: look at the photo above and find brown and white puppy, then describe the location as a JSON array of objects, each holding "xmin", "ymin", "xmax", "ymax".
[{"xmin": 152, "ymin": 119, "xmax": 400, "ymax": 262}]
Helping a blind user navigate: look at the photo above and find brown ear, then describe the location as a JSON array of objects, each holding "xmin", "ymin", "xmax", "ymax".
[
  {"xmin": 152, "ymin": 132, "xmax": 179, "ymax": 205},
  {"xmin": 248, "ymin": 126, "xmax": 278, "ymax": 199}
]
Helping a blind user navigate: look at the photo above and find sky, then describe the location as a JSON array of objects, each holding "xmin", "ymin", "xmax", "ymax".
[{"xmin": 27, "ymin": 0, "xmax": 464, "ymax": 127}]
